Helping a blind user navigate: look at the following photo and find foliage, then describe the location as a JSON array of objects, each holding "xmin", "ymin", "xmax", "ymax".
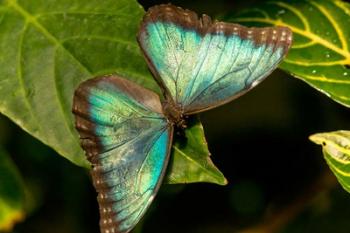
[
  {"xmin": 227, "ymin": 0, "xmax": 350, "ymax": 194},
  {"xmin": 229, "ymin": 0, "xmax": 350, "ymax": 107},
  {"xmin": 310, "ymin": 131, "xmax": 350, "ymax": 192},
  {"xmin": 1, "ymin": 0, "xmax": 350, "ymax": 231},
  {"xmin": 0, "ymin": 0, "xmax": 223, "ymax": 185},
  {"xmin": 165, "ymin": 117, "xmax": 227, "ymax": 185}
]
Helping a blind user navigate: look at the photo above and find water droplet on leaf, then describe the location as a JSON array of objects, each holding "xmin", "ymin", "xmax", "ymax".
[{"xmin": 277, "ymin": 9, "xmax": 285, "ymax": 15}]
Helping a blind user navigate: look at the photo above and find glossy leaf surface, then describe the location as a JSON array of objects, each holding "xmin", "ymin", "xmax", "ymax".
[
  {"xmin": 165, "ymin": 117, "xmax": 227, "ymax": 185},
  {"xmin": 227, "ymin": 0, "xmax": 350, "ymax": 107}
]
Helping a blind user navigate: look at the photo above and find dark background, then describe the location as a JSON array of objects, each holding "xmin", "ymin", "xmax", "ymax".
[{"xmin": 2, "ymin": 1, "xmax": 350, "ymax": 233}]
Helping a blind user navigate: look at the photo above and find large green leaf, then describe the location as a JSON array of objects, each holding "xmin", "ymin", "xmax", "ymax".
[
  {"xmin": 0, "ymin": 0, "xmax": 151, "ymax": 167},
  {"xmin": 165, "ymin": 117, "xmax": 227, "ymax": 185},
  {"xmin": 310, "ymin": 131, "xmax": 350, "ymax": 193},
  {"xmin": 226, "ymin": 0, "xmax": 350, "ymax": 107},
  {"xmin": 0, "ymin": 148, "xmax": 25, "ymax": 231},
  {"xmin": 0, "ymin": 0, "xmax": 224, "ymax": 185}
]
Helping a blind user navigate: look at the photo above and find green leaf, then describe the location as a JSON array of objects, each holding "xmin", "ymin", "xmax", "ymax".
[
  {"xmin": 0, "ymin": 0, "xmax": 224, "ymax": 185},
  {"xmin": 310, "ymin": 131, "xmax": 350, "ymax": 193},
  {"xmin": 0, "ymin": 0, "xmax": 153, "ymax": 167},
  {"xmin": 165, "ymin": 117, "xmax": 227, "ymax": 186},
  {"xmin": 226, "ymin": 0, "xmax": 350, "ymax": 107},
  {"xmin": 0, "ymin": 148, "xmax": 25, "ymax": 231}
]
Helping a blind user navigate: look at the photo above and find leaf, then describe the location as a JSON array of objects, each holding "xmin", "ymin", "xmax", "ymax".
[
  {"xmin": 310, "ymin": 131, "xmax": 350, "ymax": 193},
  {"xmin": 226, "ymin": 0, "xmax": 350, "ymax": 107},
  {"xmin": 0, "ymin": 148, "xmax": 25, "ymax": 231},
  {"xmin": 165, "ymin": 117, "xmax": 227, "ymax": 185},
  {"xmin": 0, "ymin": 0, "xmax": 152, "ymax": 167},
  {"xmin": 0, "ymin": 0, "xmax": 224, "ymax": 185}
]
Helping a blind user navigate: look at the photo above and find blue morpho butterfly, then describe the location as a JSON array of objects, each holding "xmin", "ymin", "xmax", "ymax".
[{"xmin": 72, "ymin": 4, "xmax": 292, "ymax": 233}]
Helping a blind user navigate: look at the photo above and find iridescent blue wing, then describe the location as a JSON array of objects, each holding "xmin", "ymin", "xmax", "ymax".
[
  {"xmin": 72, "ymin": 76, "xmax": 173, "ymax": 233},
  {"xmin": 138, "ymin": 4, "xmax": 292, "ymax": 114}
]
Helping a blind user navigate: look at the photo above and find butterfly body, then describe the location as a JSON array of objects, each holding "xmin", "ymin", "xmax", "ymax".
[
  {"xmin": 72, "ymin": 4, "xmax": 292, "ymax": 233},
  {"xmin": 161, "ymin": 98, "xmax": 186, "ymax": 129}
]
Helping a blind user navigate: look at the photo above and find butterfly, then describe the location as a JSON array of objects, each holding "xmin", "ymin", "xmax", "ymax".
[{"xmin": 72, "ymin": 4, "xmax": 292, "ymax": 233}]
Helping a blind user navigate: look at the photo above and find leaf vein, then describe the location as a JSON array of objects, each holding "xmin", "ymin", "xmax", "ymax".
[
  {"xmin": 8, "ymin": 0, "xmax": 92, "ymax": 150},
  {"xmin": 334, "ymin": 1, "xmax": 350, "ymax": 17},
  {"xmin": 16, "ymin": 22, "xmax": 43, "ymax": 134},
  {"xmin": 270, "ymin": 1, "xmax": 310, "ymax": 31},
  {"xmin": 284, "ymin": 59, "xmax": 347, "ymax": 66},
  {"xmin": 35, "ymin": 11, "xmax": 131, "ymax": 19},
  {"xmin": 173, "ymin": 146, "xmax": 222, "ymax": 181},
  {"xmin": 234, "ymin": 17, "xmax": 350, "ymax": 62},
  {"xmin": 292, "ymin": 40, "xmax": 316, "ymax": 49},
  {"xmin": 302, "ymin": 75, "xmax": 350, "ymax": 84},
  {"xmin": 310, "ymin": 1, "xmax": 348, "ymax": 53},
  {"xmin": 60, "ymin": 35, "xmax": 138, "ymax": 48}
]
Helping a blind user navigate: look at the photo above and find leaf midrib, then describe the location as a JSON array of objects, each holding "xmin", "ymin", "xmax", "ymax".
[
  {"xmin": 6, "ymin": 0, "xmax": 91, "ymax": 157},
  {"xmin": 7, "ymin": 0, "xmax": 91, "ymax": 74}
]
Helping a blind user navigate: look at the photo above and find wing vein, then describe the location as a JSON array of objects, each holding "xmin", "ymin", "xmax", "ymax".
[{"xmin": 184, "ymin": 35, "xmax": 213, "ymax": 103}]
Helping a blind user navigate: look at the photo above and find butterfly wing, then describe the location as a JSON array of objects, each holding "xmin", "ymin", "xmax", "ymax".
[
  {"xmin": 138, "ymin": 4, "xmax": 292, "ymax": 114},
  {"xmin": 72, "ymin": 76, "xmax": 173, "ymax": 233}
]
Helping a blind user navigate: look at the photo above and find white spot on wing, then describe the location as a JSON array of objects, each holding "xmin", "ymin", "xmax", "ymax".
[{"xmin": 251, "ymin": 80, "xmax": 260, "ymax": 88}]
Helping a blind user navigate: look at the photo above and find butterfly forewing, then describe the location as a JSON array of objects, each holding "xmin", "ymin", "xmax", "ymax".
[
  {"xmin": 73, "ymin": 76, "xmax": 173, "ymax": 233},
  {"xmin": 138, "ymin": 4, "xmax": 292, "ymax": 114}
]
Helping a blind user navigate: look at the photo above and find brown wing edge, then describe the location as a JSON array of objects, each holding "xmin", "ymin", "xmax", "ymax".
[
  {"xmin": 94, "ymin": 126, "xmax": 174, "ymax": 233},
  {"xmin": 72, "ymin": 75, "xmax": 173, "ymax": 233},
  {"xmin": 72, "ymin": 75, "xmax": 164, "ymax": 162},
  {"xmin": 136, "ymin": 3, "xmax": 293, "ymax": 107},
  {"xmin": 138, "ymin": 4, "xmax": 292, "ymax": 49}
]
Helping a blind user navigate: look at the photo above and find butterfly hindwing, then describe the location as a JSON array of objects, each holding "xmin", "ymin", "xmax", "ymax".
[
  {"xmin": 138, "ymin": 4, "xmax": 292, "ymax": 114},
  {"xmin": 73, "ymin": 76, "xmax": 173, "ymax": 233}
]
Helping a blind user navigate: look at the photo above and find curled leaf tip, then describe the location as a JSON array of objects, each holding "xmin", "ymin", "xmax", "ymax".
[{"xmin": 309, "ymin": 133, "xmax": 327, "ymax": 145}]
